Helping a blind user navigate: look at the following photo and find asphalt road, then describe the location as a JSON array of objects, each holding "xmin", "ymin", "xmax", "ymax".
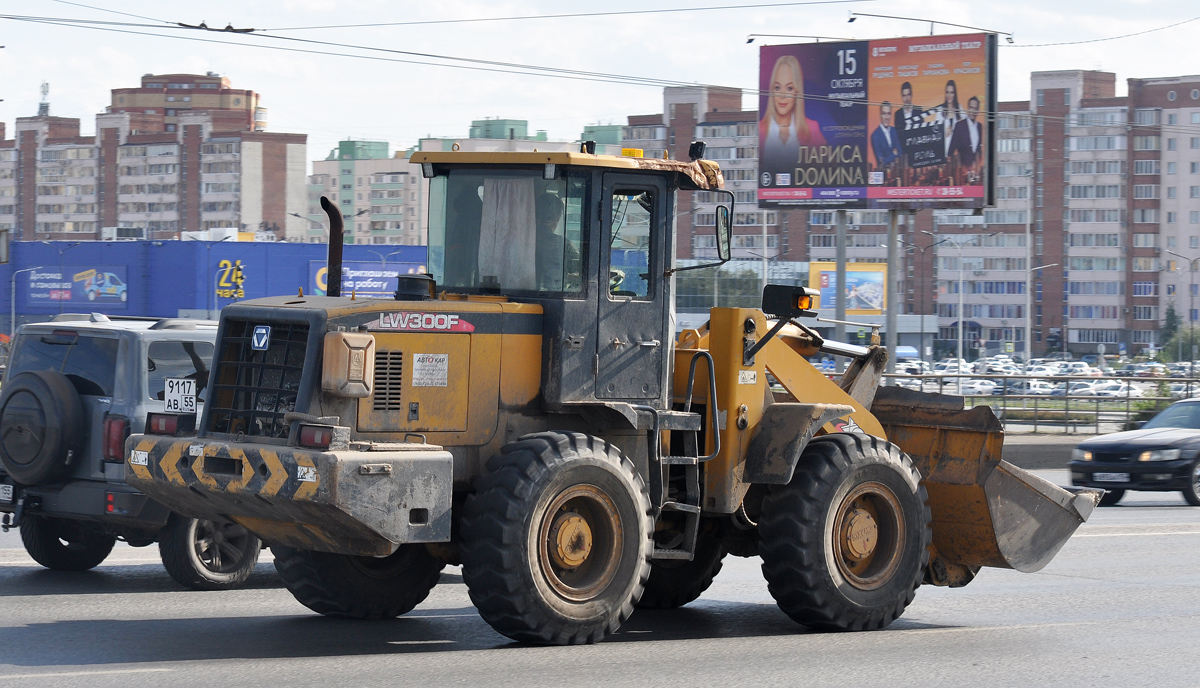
[{"xmin": 2, "ymin": 470, "xmax": 1199, "ymax": 688}]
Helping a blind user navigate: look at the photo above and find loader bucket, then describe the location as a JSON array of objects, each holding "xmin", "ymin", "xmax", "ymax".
[{"xmin": 871, "ymin": 386, "xmax": 1102, "ymax": 575}]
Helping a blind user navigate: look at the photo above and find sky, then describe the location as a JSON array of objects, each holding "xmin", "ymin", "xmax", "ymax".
[{"xmin": 2, "ymin": 0, "xmax": 1200, "ymax": 169}]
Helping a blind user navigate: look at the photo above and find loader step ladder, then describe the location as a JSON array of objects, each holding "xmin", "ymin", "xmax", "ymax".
[{"xmin": 634, "ymin": 351, "xmax": 721, "ymax": 561}]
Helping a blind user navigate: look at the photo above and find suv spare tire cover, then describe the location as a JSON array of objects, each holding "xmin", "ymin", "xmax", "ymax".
[{"xmin": 0, "ymin": 370, "xmax": 86, "ymax": 485}]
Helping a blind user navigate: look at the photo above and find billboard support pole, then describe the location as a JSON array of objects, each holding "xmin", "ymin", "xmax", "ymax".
[
  {"xmin": 835, "ymin": 209, "xmax": 848, "ymax": 371},
  {"xmin": 885, "ymin": 210, "xmax": 899, "ymax": 374}
]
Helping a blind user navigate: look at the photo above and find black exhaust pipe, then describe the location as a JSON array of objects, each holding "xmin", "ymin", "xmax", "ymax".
[{"xmin": 320, "ymin": 196, "xmax": 343, "ymax": 297}]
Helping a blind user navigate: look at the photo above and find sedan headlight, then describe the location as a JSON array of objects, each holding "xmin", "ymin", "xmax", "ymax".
[
  {"xmin": 1138, "ymin": 449, "xmax": 1182, "ymax": 462},
  {"xmin": 1072, "ymin": 448, "xmax": 1093, "ymax": 462}
]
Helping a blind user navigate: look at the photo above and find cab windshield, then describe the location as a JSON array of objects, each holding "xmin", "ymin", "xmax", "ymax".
[{"xmin": 427, "ymin": 168, "xmax": 586, "ymax": 295}]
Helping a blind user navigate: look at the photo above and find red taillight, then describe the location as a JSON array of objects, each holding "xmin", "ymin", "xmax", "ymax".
[
  {"xmin": 298, "ymin": 424, "xmax": 334, "ymax": 450},
  {"xmin": 146, "ymin": 413, "xmax": 179, "ymax": 436},
  {"xmin": 106, "ymin": 493, "xmax": 115, "ymax": 513},
  {"xmin": 103, "ymin": 416, "xmax": 129, "ymax": 462}
]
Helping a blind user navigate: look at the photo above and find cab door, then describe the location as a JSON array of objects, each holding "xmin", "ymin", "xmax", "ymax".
[{"xmin": 596, "ymin": 174, "xmax": 668, "ymax": 401}]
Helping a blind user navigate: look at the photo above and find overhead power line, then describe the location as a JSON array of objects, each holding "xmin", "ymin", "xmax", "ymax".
[
  {"xmin": 9, "ymin": 12, "xmax": 1200, "ymax": 137},
  {"xmin": 259, "ymin": 1, "xmax": 875, "ymax": 31},
  {"xmin": 46, "ymin": 0, "xmax": 172, "ymax": 24},
  {"xmin": 1003, "ymin": 14, "xmax": 1200, "ymax": 48}
]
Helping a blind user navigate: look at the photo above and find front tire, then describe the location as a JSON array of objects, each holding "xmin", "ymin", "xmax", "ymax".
[
  {"xmin": 460, "ymin": 432, "xmax": 652, "ymax": 645},
  {"xmin": 159, "ymin": 515, "xmax": 261, "ymax": 590},
  {"xmin": 1099, "ymin": 489, "xmax": 1125, "ymax": 507},
  {"xmin": 272, "ymin": 544, "xmax": 443, "ymax": 619},
  {"xmin": 20, "ymin": 516, "xmax": 115, "ymax": 571},
  {"xmin": 1183, "ymin": 463, "xmax": 1200, "ymax": 506},
  {"xmin": 759, "ymin": 433, "xmax": 931, "ymax": 632}
]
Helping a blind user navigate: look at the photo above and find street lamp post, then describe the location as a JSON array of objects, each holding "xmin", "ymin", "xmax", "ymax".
[
  {"xmin": 922, "ymin": 230, "xmax": 967, "ymax": 392},
  {"xmin": 11, "ymin": 266, "xmax": 43, "ymax": 336},
  {"xmin": 1166, "ymin": 250, "xmax": 1199, "ymax": 377},
  {"xmin": 922, "ymin": 230, "xmax": 999, "ymax": 392},
  {"xmin": 1023, "ymin": 262, "xmax": 1058, "ymax": 373}
]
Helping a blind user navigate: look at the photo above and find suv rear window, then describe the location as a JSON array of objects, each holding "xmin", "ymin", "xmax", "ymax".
[
  {"xmin": 7, "ymin": 331, "xmax": 120, "ymax": 396},
  {"xmin": 147, "ymin": 341, "xmax": 214, "ymax": 401}
]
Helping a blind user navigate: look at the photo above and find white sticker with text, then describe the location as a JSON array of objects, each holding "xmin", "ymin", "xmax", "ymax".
[
  {"xmin": 738, "ymin": 370, "xmax": 758, "ymax": 385},
  {"xmin": 412, "ymin": 353, "xmax": 449, "ymax": 387},
  {"xmin": 130, "ymin": 450, "xmax": 149, "ymax": 466}
]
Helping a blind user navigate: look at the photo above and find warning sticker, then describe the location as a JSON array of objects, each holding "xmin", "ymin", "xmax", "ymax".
[
  {"xmin": 738, "ymin": 370, "xmax": 758, "ymax": 385},
  {"xmin": 412, "ymin": 353, "xmax": 449, "ymax": 387}
]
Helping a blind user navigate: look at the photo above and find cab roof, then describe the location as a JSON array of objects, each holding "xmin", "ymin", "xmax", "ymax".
[{"xmin": 410, "ymin": 150, "xmax": 726, "ymax": 191}]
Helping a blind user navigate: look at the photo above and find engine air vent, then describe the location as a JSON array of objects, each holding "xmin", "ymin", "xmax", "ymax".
[{"xmin": 372, "ymin": 350, "xmax": 404, "ymax": 411}]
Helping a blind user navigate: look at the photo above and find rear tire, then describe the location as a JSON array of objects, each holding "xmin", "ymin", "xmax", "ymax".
[
  {"xmin": 461, "ymin": 432, "xmax": 652, "ymax": 645},
  {"xmin": 1099, "ymin": 489, "xmax": 1125, "ymax": 507},
  {"xmin": 636, "ymin": 528, "xmax": 726, "ymax": 609},
  {"xmin": 759, "ymin": 433, "xmax": 930, "ymax": 632},
  {"xmin": 272, "ymin": 544, "xmax": 443, "ymax": 619},
  {"xmin": 20, "ymin": 516, "xmax": 115, "ymax": 571},
  {"xmin": 159, "ymin": 515, "xmax": 261, "ymax": 590},
  {"xmin": 1183, "ymin": 463, "xmax": 1200, "ymax": 506}
]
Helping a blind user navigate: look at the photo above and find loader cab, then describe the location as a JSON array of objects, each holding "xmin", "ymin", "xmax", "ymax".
[{"xmin": 420, "ymin": 152, "xmax": 731, "ymax": 411}]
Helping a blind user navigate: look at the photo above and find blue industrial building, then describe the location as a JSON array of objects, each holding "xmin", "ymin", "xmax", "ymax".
[{"xmin": 1, "ymin": 241, "xmax": 428, "ymax": 333}]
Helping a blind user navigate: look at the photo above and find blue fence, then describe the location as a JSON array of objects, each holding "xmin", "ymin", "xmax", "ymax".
[{"xmin": 0, "ymin": 241, "xmax": 428, "ymax": 331}]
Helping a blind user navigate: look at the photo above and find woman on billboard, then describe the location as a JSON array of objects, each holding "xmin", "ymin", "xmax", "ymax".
[{"xmin": 760, "ymin": 54, "xmax": 826, "ymax": 179}]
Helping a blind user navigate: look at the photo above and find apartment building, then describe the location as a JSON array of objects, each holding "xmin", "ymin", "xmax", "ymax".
[
  {"xmin": 307, "ymin": 140, "xmax": 423, "ymax": 245},
  {"xmin": 0, "ymin": 73, "xmax": 306, "ymax": 242}
]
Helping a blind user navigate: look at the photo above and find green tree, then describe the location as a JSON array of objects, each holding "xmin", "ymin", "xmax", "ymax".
[
  {"xmin": 1163, "ymin": 303, "xmax": 1180, "ymax": 346},
  {"xmin": 1159, "ymin": 325, "xmax": 1200, "ymax": 363}
]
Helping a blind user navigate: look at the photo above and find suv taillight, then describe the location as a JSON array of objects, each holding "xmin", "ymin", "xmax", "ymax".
[
  {"xmin": 298, "ymin": 424, "xmax": 334, "ymax": 450},
  {"xmin": 103, "ymin": 416, "xmax": 129, "ymax": 462}
]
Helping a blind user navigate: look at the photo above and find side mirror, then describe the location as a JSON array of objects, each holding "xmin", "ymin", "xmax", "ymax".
[{"xmin": 715, "ymin": 206, "xmax": 732, "ymax": 261}]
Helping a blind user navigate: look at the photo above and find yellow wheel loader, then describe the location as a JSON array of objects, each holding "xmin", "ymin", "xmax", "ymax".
[{"xmin": 125, "ymin": 145, "xmax": 1101, "ymax": 644}]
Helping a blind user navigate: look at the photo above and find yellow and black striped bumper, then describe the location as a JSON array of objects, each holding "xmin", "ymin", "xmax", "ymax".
[{"xmin": 124, "ymin": 435, "xmax": 453, "ymax": 557}]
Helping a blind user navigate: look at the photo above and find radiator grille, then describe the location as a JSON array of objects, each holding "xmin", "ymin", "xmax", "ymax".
[
  {"xmin": 372, "ymin": 350, "xmax": 404, "ymax": 411},
  {"xmin": 207, "ymin": 320, "xmax": 309, "ymax": 438}
]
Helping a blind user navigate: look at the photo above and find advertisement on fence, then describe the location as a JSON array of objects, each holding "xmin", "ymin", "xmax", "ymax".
[
  {"xmin": 310, "ymin": 261, "xmax": 426, "ymax": 298},
  {"xmin": 808, "ymin": 262, "xmax": 886, "ymax": 315},
  {"xmin": 26, "ymin": 266, "xmax": 129, "ymax": 310},
  {"xmin": 757, "ymin": 33, "xmax": 996, "ymax": 209}
]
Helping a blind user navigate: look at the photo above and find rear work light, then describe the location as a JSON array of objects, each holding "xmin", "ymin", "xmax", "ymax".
[
  {"xmin": 103, "ymin": 416, "xmax": 130, "ymax": 462},
  {"xmin": 146, "ymin": 412, "xmax": 196, "ymax": 436},
  {"xmin": 298, "ymin": 424, "xmax": 334, "ymax": 450},
  {"xmin": 146, "ymin": 413, "xmax": 178, "ymax": 435}
]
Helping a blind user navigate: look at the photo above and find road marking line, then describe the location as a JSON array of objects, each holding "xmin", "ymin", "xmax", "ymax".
[
  {"xmin": 0, "ymin": 668, "xmax": 171, "ymax": 680},
  {"xmin": 386, "ymin": 640, "xmax": 455, "ymax": 645},
  {"xmin": 1075, "ymin": 531, "xmax": 1200, "ymax": 538}
]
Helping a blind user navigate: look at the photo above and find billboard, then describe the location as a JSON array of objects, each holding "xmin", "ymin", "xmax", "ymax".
[
  {"xmin": 758, "ymin": 33, "xmax": 996, "ymax": 209},
  {"xmin": 309, "ymin": 260, "xmax": 427, "ymax": 298},
  {"xmin": 26, "ymin": 266, "xmax": 129, "ymax": 310},
  {"xmin": 808, "ymin": 262, "xmax": 886, "ymax": 315}
]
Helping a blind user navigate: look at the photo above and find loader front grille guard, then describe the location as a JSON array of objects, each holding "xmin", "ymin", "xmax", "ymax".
[
  {"xmin": 207, "ymin": 320, "xmax": 310, "ymax": 438},
  {"xmin": 633, "ymin": 350, "xmax": 720, "ymax": 511}
]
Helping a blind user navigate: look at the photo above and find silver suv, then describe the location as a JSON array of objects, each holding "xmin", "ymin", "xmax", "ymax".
[{"xmin": 0, "ymin": 314, "xmax": 261, "ymax": 589}]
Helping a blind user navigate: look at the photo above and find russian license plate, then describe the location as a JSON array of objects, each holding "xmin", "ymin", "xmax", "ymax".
[
  {"xmin": 0, "ymin": 484, "xmax": 12, "ymax": 503},
  {"xmin": 1093, "ymin": 472, "xmax": 1130, "ymax": 483}
]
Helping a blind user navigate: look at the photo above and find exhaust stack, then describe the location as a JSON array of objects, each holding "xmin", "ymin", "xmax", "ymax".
[{"xmin": 320, "ymin": 196, "xmax": 343, "ymax": 297}]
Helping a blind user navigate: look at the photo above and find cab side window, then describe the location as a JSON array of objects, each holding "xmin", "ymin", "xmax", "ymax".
[{"xmin": 609, "ymin": 190, "xmax": 654, "ymax": 299}]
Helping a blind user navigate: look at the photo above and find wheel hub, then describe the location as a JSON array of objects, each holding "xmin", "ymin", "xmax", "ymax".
[
  {"xmin": 842, "ymin": 508, "xmax": 878, "ymax": 560},
  {"xmin": 832, "ymin": 482, "xmax": 905, "ymax": 591},
  {"xmin": 550, "ymin": 512, "xmax": 593, "ymax": 569}
]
